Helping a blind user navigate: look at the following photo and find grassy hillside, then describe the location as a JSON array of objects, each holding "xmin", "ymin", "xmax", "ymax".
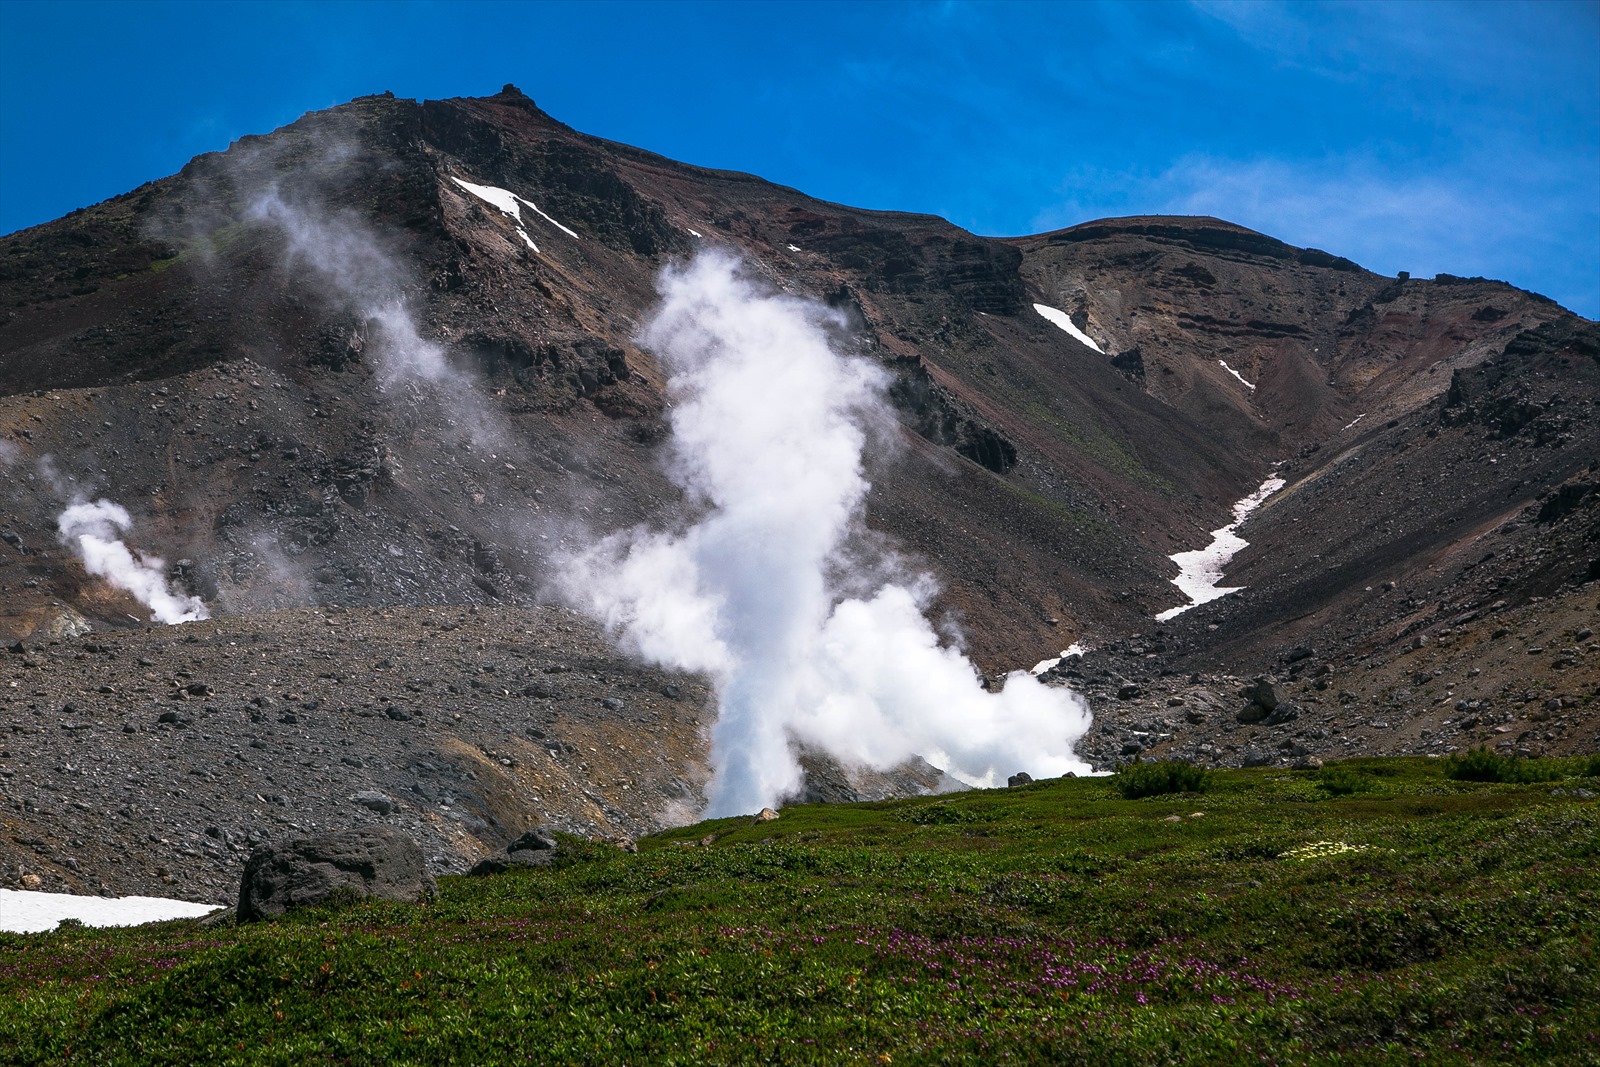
[{"xmin": 3, "ymin": 758, "xmax": 1597, "ymax": 1065}]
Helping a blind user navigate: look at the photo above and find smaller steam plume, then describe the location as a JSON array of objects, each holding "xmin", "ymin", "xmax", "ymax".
[
  {"xmin": 57, "ymin": 501, "xmax": 209, "ymax": 625},
  {"xmin": 558, "ymin": 253, "xmax": 1092, "ymax": 817},
  {"xmin": 249, "ymin": 189, "xmax": 454, "ymax": 388},
  {"xmin": 248, "ymin": 183, "xmax": 513, "ymax": 454}
]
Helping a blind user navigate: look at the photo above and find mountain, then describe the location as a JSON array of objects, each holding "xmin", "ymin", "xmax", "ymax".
[{"xmin": 1, "ymin": 87, "xmax": 1596, "ymax": 899}]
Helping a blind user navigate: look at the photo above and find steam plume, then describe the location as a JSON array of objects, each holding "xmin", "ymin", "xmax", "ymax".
[
  {"xmin": 558, "ymin": 253, "xmax": 1092, "ymax": 816},
  {"xmin": 249, "ymin": 190, "xmax": 454, "ymax": 387},
  {"xmin": 57, "ymin": 500, "xmax": 209, "ymax": 624}
]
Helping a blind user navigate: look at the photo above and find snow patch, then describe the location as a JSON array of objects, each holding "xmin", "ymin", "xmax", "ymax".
[
  {"xmin": 1030, "ymin": 640, "xmax": 1088, "ymax": 676},
  {"xmin": 451, "ymin": 176, "xmax": 539, "ymax": 252},
  {"xmin": 1341, "ymin": 413, "xmax": 1366, "ymax": 431},
  {"xmin": 450, "ymin": 176, "xmax": 581, "ymax": 251},
  {"xmin": 687, "ymin": 228, "xmax": 703, "ymax": 238},
  {"xmin": 1218, "ymin": 360, "xmax": 1256, "ymax": 390},
  {"xmin": 786, "ymin": 244, "xmax": 802, "ymax": 252},
  {"xmin": 1032, "ymin": 304, "xmax": 1104, "ymax": 354},
  {"xmin": 0, "ymin": 889, "xmax": 224, "ymax": 934},
  {"xmin": 1154, "ymin": 474, "xmax": 1286, "ymax": 622},
  {"xmin": 519, "ymin": 195, "xmax": 579, "ymax": 240}
]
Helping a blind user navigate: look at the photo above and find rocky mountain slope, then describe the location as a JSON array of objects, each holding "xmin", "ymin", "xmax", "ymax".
[{"xmin": 2, "ymin": 86, "xmax": 1595, "ymax": 899}]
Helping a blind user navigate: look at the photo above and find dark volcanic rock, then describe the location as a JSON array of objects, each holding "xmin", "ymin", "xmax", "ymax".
[
  {"xmin": 1240, "ymin": 678, "xmax": 1281, "ymax": 711},
  {"xmin": 238, "ymin": 827, "xmax": 436, "ymax": 921},
  {"xmin": 1262, "ymin": 701, "xmax": 1302, "ymax": 727},
  {"xmin": 469, "ymin": 826, "xmax": 559, "ymax": 876},
  {"xmin": 507, "ymin": 827, "xmax": 558, "ymax": 852}
]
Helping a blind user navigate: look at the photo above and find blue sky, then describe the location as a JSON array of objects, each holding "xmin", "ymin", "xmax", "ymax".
[{"xmin": 2, "ymin": 0, "xmax": 1596, "ymax": 317}]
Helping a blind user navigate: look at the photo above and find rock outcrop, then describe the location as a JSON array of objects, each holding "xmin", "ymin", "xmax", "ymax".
[{"xmin": 238, "ymin": 827, "xmax": 436, "ymax": 921}]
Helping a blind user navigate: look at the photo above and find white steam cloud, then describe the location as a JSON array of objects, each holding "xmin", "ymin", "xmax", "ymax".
[
  {"xmin": 57, "ymin": 501, "xmax": 209, "ymax": 625},
  {"xmin": 249, "ymin": 190, "xmax": 453, "ymax": 387},
  {"xmin": 558, "ymin": 253, "xmax": 1092, "ymax": 816}
]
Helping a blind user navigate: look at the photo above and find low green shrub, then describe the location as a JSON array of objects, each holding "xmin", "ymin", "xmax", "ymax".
[
  {"xmin": 1317, "ymin": 764, "xmax": 1378, "ymax": 796},
  {"xmin": 1116, "ymin": 759, "xmax": 1210, "ymax": 799},
  {"xmin": 1443, "ymin": 746, "xmax": 1566, "ymax": 784}
]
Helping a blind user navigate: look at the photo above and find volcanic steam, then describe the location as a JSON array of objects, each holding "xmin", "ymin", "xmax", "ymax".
[
  {"xmin": 558, "ymin": 253, "xmax": 1092, "ymax": 816},
  {"xmin": 57, "ymin": 500, "xmax": 209, "ymax": 625}
]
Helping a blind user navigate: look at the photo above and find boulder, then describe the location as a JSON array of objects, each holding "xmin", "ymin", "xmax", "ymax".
[
  {"xmin": 507, "ymin": 827, "xmax": 558, "ymax": 851},
  {"xmin": 238, "ymin": 827, "xmax": 436, "ymax": 922},
  {"xmin": 1263, "ymin": 701, "xmax": 1302, "ymax": 727},
  {"xmin": 351, "ymin": 790, "xmax": 394, "ymax": 815},
  {"xmin": 470, "ymin": 850, "xmax": 555, "ymax": 876},
  {"xmin": 1007, "ymin": 772, "xmax": 1034, "ymax": 788},
  {"xmin": 1236, "ymin": 703, "xmax": 1269, "ymax": 724},
  {"xmin": 1239, "ymin": 677, "xmax": 1280, "ymax": 711},
  {"xmin": 469, "ymin": 826, "xmax": 561, "ymax": 876}
]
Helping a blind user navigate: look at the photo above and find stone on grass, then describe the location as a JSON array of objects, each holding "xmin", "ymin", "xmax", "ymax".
[
  {"xmin": 469, "ymin": 826, "xmax": 561, "ymax": 876},
  {"xmin": 507, "ymin": 827, "xmax": 558, "ymax": 852},
  {"xmin": 238, "ymin": 827, "xmax": 436, "ymax": 922}
]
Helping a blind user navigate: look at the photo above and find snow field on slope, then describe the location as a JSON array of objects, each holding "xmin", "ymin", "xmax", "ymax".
[
  {"xmin": 1032, "ymin": 304, "xmax": 1105, "ymax": 354},
  {"xmin": 449, "ymin": 176, "xmax": 581, "ymax": 251},
  {"xmin": 1030, "ymin": 641, "xmax": 1088, "ymax": 675},
  {"xmin": 1154, "ymin": 474, "xmax": 1286, "ymax": 622},
  {"xmin": 0, "ymin": 888, "xmax": 224, "ymax": 934},
  {"xmin": 1218, "ymin": 360, "xmax": 1256, "ymax": 390}
]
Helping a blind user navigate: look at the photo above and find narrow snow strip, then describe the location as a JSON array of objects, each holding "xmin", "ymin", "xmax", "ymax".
[
  {"xmin": 1341, "ymin": 413, "xmax": 1366, "ymax": 431},
  {"xmin": 1218, "ymin": 359, "xmax": 1256, "ymax": 390},
  {"xmin": 786, "ymin": 244, "xmax": 802, "ymax": 252},
  {"xmin": 0, "ymin": 889, "xmax": 224, "ymax": 934},
  {"xmin": 687, "ymin": 228, "xmax": 703, "ymax": 238},
  {"xmin": 1032, "ymin": 303, "xmax": 1104, "ymax": 354},
  {"xmin": 1030, "ymin": 641, "xmax": 1088, "ymax": 676},
  {"xmin": 515, "ymin": 194, "xmax": 579, "ymax": 240},
  {"xmin": 1154, "ymin": 474, "xmax": 1286, "ymax": 622},
  {"xmin": 450, "ymin": 176, "xmax": 539, "ymax": 252}
]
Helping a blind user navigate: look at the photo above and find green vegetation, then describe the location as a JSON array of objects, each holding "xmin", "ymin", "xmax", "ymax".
[
  {"xmin": 1316, "ymin": 764, "xmax": 1379, "ymax": 796},
  {"xmin": 1443, "ymin": 746, "xmax": 1593, "ymax": 785},
  {"xmin": 1115, "ymin": 759, "xmax": 1211, "ymax": 799},
  {"xmin": 3, "ymin": 757, "xmax": 1596, "ymax": 1065}
]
